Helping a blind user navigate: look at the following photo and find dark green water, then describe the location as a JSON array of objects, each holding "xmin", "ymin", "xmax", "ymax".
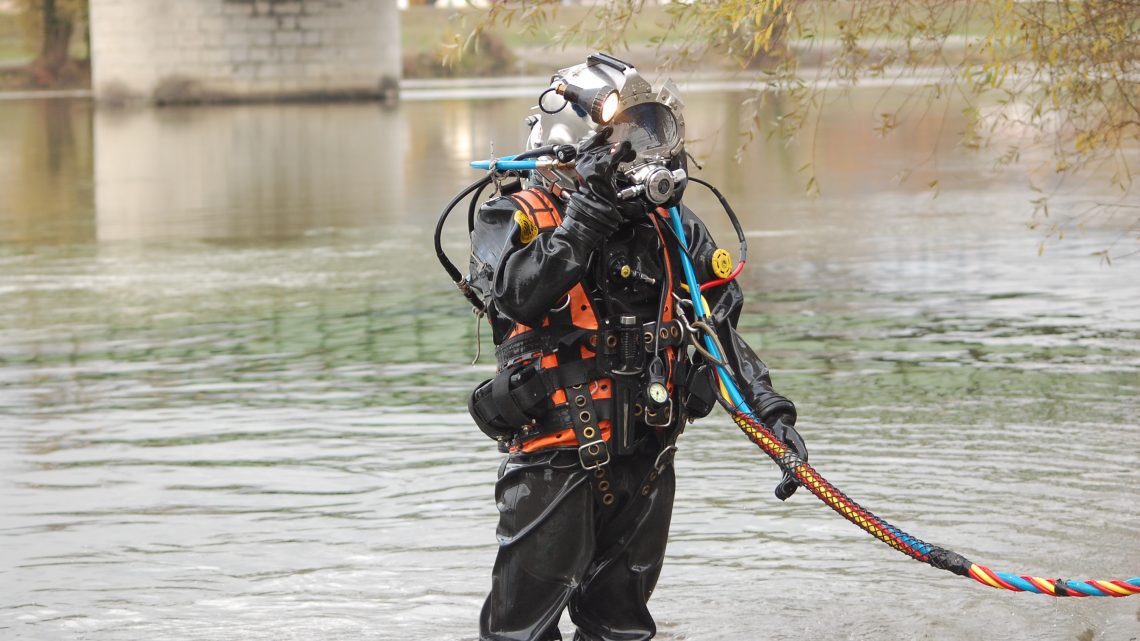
[{"xmin": 1, "ymin": 89, "xmax": 1138, "ymax": 640}]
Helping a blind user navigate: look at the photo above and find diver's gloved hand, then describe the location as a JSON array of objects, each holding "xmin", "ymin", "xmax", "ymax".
[
  {"xmin": 574, "ymin": 126, "xmax": 636, "ymax": 203},
  {"xmin": 769, "ymin": 415, "xmax": 808, "ymax": 501},
  {"xmin": 562, "ymin": 188, "xmax": 623, "ymax": 248},
  {"xmin": 561, "ymin": 126, "xmax": 636, "ymax": 246}
]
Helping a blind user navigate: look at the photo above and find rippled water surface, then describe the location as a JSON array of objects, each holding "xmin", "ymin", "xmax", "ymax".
[{"xmin": 1, "ymin": 90, "xmax": 1138, "ymax": 640}]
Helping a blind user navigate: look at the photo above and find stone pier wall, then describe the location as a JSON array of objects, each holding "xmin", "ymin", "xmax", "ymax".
[{"xmin": 89, "ymin": 0, "xmax": 400, "ymax": 104}]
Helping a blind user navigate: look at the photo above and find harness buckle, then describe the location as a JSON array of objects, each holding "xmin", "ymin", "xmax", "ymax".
[{"xmin": 577, "ymin": 439, "xmax": 611, "ymax": 470}]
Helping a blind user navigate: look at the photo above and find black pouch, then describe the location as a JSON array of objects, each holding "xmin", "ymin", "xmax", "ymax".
[
  {"xmin": 681, "ymin": 362, "xmax": 717, "ymax": 419},
  {"xmin": 467, "ymin": 364, "xmax": 543, "ymax": 445},
  {"xmin": 468, "ymin": 378, "xmax": 514, "ymax": 444}
]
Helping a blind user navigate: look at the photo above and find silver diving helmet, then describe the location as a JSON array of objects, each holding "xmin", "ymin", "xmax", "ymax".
[{"xmin": 523, "ymin": 53, "xmax": 688, "ymax": 205}]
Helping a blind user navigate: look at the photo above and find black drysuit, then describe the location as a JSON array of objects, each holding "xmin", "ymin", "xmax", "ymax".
[{"xmin": 469, "ymin": 187, "xmax": 796, "ymax": 641}]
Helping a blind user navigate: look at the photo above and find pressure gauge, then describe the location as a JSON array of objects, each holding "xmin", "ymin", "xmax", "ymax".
[{"xmin": 647, "ymin": 381, "xmax": 669, "ymax": 406}]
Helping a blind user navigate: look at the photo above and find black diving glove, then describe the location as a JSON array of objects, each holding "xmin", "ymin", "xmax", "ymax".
[
  {"xmin": 563, "ymin": 188, "xmax": 623, "ymax": 244},
  {"xmin": 769, "ymin": 415, "xmax": 808, "ymax": 501},
  {"xmin": 561, "ymin": 126, "xmax": 636, "ymax": 245},
  {"xmin": 574, "ymin": 126, "xmax": 636, "ymax": 203}
]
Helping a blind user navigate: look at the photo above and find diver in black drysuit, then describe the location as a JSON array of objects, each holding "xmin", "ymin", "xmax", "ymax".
[{"xmin": 468, "ymin": 132, "xmax": 807, "ymax": 641}]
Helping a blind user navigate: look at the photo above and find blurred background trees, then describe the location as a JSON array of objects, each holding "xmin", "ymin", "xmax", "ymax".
[
  {"xmin": 24, "ymin": 0, "xmax": 87, "ymax": 82},
  {"xmin": 1, "ymin": 0, "xmax": 87, "ymax": 87}
]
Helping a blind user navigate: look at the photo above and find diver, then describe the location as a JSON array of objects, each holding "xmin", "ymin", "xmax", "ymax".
[{"xmin": 453, "ymin": 54, "xmax": 808, "ymax": 641}]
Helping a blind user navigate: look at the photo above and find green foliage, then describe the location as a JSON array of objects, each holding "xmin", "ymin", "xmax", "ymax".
[
  {"xmin": 457, "ymin": 0, "xmax": 1140, "ymax": 259},
  {"xmin": 407, "ymin": 29, "xmax": 517, "ymax": 79}
]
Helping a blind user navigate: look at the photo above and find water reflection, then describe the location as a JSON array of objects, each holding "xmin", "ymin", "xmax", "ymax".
[
  {"xmin": 1, "ymin": 93, "xmax": 1138, "ymax": 641},
  {"xmin": 0, "ymin": 100, "xmax": 95, "ymax": 244},
  {"xmin": 92, "ymin": 104, "xmax": 408, "ymax": 242}
]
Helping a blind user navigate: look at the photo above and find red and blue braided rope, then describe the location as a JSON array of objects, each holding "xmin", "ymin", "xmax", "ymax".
[{"xmin": 730, "ymin": 409, "xmax": 1140, "ymax": 597}]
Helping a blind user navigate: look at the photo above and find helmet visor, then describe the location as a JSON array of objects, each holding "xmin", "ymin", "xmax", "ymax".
[{"xmin": 611, "ymin": 102, "xmax": 681, "ymax": 157}]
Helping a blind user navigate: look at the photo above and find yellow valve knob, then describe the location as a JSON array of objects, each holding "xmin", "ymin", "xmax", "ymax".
[
  {"xmin": 710, "ymin": 248, "xmax": 733, "ymax": 279},
  {"xmin": 620, "ymin": 265, "xmax": 632, "ymax": 278}
]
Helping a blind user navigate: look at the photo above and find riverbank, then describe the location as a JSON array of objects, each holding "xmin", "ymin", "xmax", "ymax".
[
  {"xmin": 0, "ymin": 60, "xmax": 89, "ymax": 93},
  {"xmin": 2, "ymin": 67, "xmax": 965, "ymax": 103}
]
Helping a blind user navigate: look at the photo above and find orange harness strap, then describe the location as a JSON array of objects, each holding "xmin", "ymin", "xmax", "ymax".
[
  {"xmin": 501, "ymin": 187, "xmax": 612, "ymax": 454},
  {"xmin": 510, "ymin": 188, "xmax": 562, "ymax": 228}
]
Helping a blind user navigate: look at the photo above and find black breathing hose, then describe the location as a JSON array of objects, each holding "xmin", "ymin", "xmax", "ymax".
[
  {"xmin": 435, "ymin": 175, "xmax": 494, "ymax": 311},
  {"xmin": 688, "ymin": 176, "xmax": 748, "ymax": 264}
]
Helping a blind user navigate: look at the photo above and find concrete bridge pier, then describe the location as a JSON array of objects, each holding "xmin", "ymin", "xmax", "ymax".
[{"xmin": 89, "ymin": 0, "xmax": 400, "ymax": 104}]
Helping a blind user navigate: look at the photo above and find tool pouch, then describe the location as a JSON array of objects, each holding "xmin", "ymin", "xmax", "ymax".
[
  {"xmin": 468, "ymin": 364, "xmax": 542, "ymax": 445},
  {"xmin": 468, "ymin": 379, "xmax": 512, "ymax": 445},
  {"xmin": 681, "ymin": 362, "xmax": 717, "ymax": 419}
]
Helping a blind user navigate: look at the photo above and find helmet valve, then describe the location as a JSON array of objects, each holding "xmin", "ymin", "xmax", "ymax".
[{"xmin": 618, "ymin": 165, "xmax": 687, "ymax": 205}]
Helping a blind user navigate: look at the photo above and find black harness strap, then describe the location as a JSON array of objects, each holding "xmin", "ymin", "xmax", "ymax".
[
  {"xmin": 513, "ymin": 360, "xmax": 599, "ymax": 406},
  {"xmin": 593, "ymin": 431, "xmax": 680, "ymax": 557},
  {"xmin": 491, "ymin": 368, "xmax": 533, "ymax": 429},
  {"xmin": 564, "ymin": 383, "xmax": 616, "ymax": 508},
  {"xmin": 496, "ymin": 327, "xmax": 595, "ymax": 369},
  {"xmin": 495, "ymin": 319, "xmax": 684, "ymax": 370}
]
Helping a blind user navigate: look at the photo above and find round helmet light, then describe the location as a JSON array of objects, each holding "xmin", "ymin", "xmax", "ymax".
[
  {"xmin": 598, "ymin": 90, "xmax": 620, "ymax": 123},
  {"xmin": 558, "ymin": 82, "xmax": 621, "ymax": 125}
]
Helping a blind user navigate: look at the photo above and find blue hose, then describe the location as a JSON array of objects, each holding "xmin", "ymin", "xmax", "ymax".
[
  {"xmin": 470, "ymin": 157, "xmax": 539, "ymax": 171},
  {"xmin": 667, "ymin": 205, "xmax": 752, "ymax": 413}
]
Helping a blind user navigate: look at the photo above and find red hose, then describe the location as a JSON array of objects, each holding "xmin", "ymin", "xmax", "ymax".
[{"xmin": 700, "ymin": 261, "xmax": 745, "ymax": 291}]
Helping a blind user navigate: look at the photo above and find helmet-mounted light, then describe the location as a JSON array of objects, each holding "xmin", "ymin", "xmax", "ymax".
[{"xmin": 556, "ymin": 81, "xmax": 620, "ymax": 125}]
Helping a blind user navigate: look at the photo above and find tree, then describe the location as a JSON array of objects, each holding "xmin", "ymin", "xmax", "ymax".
[
  {"xmin": 19, "ymin": 0, "xmax": 87, "ymax": 85},
  {"xmin": 457, "ymin": 1, "xmax": 1140, "ymax": 260}
]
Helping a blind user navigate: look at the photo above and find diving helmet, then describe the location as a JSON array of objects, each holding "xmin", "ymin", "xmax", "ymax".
[{"xmin": 524, "ymin": 53, "xmax": 688, "ymax": 201}]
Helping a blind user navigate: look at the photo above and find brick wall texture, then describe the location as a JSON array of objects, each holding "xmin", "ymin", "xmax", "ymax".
[{"xmin": 90, "ymin": 0, "xmax": 401, "ymax": 103}]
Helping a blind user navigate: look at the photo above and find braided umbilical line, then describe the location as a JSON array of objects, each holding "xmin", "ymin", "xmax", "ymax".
[
  {"xmin": 658, "ymin": 199, "xmax": 1140, "ymax": 599},
  {"xmin": 730, "ymin": 409, "xmax": 1140, "ymax": 597}
]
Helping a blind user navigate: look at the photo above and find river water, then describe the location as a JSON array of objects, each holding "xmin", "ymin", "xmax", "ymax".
[{"xmin": 1, "ymin": 87, "xmax": 1138, "ymax": 640}]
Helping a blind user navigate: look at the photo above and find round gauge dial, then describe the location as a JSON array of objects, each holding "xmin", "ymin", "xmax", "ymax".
[{"xmin": 647, "ymin": 382, "xmax": 669, "ymax": 405}]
